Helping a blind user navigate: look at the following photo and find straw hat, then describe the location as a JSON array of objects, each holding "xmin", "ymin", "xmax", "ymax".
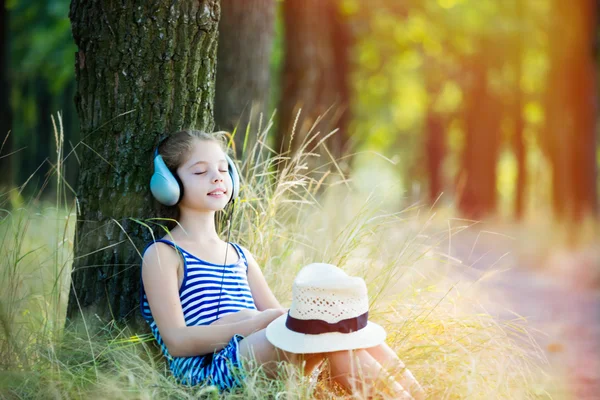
[{"xmin": 266, "ymin": 263, "xmax": 386, "ymax": 354}]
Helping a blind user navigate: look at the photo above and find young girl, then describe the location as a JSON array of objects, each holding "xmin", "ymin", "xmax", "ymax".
[{"xmin": 140, "ymin": 130, "xmax": 424, "ymax": 398}]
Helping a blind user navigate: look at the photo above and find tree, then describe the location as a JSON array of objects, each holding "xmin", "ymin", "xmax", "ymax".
[
  {"xmin": 457, "ymin": 43, "xmax": 503, "ymax": 219},
  {"xmin": 512, "ymin": 19, "xmax": 526, "ymax": 220},
  {"xmin": 275, "ymin": 0, "xmax": 351, "ymax": 172},
  {"xmin": 66, "ymin": 1, "xmax": 220, "ymax": 325},
  {"xmin": 510, "ymin": 0, "xmax": 526, "ymax": 220},
  {"xmin": 214, "ymin": 0, "xmax": 275, "ymax": 159},
  {"xmin": 425, "ymin": 113, "xmax": 445, "ymax": 206},
  {"xmin": 543, "ymin": 0, "xmax": 597, "ymax": 220},
  {"xmin": 6, "ymin": 0, "xmax": 78, "ymax": 193},
  {"xmin": 0, "ymin": 0, "xmax": 12, "ymax": 189},
  {"xmin": 422, "ymin": 50, "xmax": 450, "ymax": 208}
]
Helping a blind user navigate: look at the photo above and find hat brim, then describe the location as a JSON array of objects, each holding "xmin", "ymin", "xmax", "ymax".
[{"xmin": 265, "ymin": 314, "xmax": 387, "ymax": 354}]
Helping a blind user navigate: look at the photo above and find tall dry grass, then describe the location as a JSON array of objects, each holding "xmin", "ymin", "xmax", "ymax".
[{"xmin": 0, "ymin": 112, "xmax": 560, "ymax": 399}]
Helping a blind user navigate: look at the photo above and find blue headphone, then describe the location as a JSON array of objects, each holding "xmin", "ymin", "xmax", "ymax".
[{"xmin": 150, "ymin": 137, "xmax": 240, "ymax": 206}]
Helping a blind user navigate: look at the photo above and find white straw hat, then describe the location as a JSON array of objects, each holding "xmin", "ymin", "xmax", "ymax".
[{"xmin": 266, "ymin": 263, "xmax": 386, "ymax": 354}]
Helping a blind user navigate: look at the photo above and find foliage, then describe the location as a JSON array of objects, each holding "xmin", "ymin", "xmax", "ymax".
[
  {"xmin": 6, "ymin": 0, "xmax": 78, "ymax": 189},
  {"xmin": 342, "ymin": 0, "xmax": 557, "ymax": 215},
  {"xmin": 4, "ymin": 0, "xmax": 597, "ymax": 217},
  {"xmin": 8, "ymin": 0, "xmax": 74, "ymax": 94}
]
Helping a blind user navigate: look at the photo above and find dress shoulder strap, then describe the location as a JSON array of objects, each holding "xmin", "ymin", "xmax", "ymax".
[{"xmin": 230, "ymin": 243, "xmax": 249, "ymax": 272}]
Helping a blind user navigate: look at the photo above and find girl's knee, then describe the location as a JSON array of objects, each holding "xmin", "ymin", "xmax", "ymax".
[
  {"xmin": 279, "ymin": 350, "xmax": 325, "ymax": 375},
  {"xmin": 328, "ymin": 349, "xmax": 350, "ymax": 359},
  {"xmin": 275, "ymin": 347, "xmax": 297, "ymax": 363},
  {"xmin": 276, "ymin": 348, "xmax": 316, "ymax": 364}
]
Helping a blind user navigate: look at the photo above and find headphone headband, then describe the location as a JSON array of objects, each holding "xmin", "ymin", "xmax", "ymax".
[{"xmin": 154, "ymin": 135, "xmax": 169, "ymax": 158}]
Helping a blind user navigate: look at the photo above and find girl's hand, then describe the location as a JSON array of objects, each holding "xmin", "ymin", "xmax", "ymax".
[
  {"xmin": 210, "ymin": 309, "xmax": 261, "ymax": 326},
  {"xmin": 208, "ymin": 308, "xmax": 286, "ymax": 333}
]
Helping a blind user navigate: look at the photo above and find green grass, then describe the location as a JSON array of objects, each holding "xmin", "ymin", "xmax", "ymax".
[{"xmin": 0, "ymin": 114, "xmax": 562, "ymax": 399}]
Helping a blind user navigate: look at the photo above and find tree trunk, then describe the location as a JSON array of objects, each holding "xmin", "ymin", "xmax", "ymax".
[
  {"xmin": 66, "ymin": 0, "xmax": 220, "ymax": 326},
  {"xmin": 457, "ymin": 51, "xmax": 502, "ymax": 219},
  {"xmin": 513, "ymin": 90, "xmax": 526, "ymax": 220},
  {"xmin": 12, "ymin": 79, "xmax": 52, "ymax": 193},
  {"xmin": 276, "ymin": 0, "xmax": 351, "ymax": 173},
  {"xmin": 513, "ymin": 0, "xmax": 526, "ymax": 220},
  {"xmin": 214, "ymin": 0, "xmax": 275, "ymax": 159},
  {"xmin": 425, "ymin": 114, "xmax": 445, "ymax": 206},
  {"xmin": 62, "ymin": 80, "xmax": 81, "ymax": 193},
  {"xmin": 0, "ymin": 0, "xmax": 12, "ymax": 189},
  {"xmin": 544, "ymin": 0, "xmax": 597, "ymax": 220},
  {"xmin": 35, "ymin": 78, "xmax": 52, "ymax": 189}
]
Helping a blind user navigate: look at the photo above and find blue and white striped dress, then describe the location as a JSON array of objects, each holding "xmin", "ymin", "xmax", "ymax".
[{"xmin": 139, "ymin": 239, "xmax": 257, "ymax": 391}]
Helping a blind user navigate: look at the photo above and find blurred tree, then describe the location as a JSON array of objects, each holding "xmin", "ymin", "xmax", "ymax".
[
  {"xmin": 66, "ymin": 1, "xmax": 220, "ymax": 324},
  {"xmin": 61, "ymin": 81, "xmax": 79, "ymax": 187},
  {"xmin": 0, "ymin": 0, "xmax": 12, "ymax": 189},
  {"xmin": 214, "ymin": 0, "xmax": 275, "ymax": 159},
  {"xmin": 457, "ymin": 41, "xmax": 504, "ymax": 219},
  {"xmin": 7, "ymin": 0, "xmax": 77, "ymax": 193},
  {"xmin": 276, "ymin": 0, "xmax": 352, "ymax": 173},
  {"xmin": 425, "ymin": 113, "xmax": 445, "ymax": 205},
  {"xmin": 496, "ymin": 0, "xmax": 529, "ymax": 220},
  {"xmin": 420, "ymin": 15, "xmax": 457, "ymax": 208},
  {"xmin": 512, "ymin": 0, "xmax": 526, "ymax": 220},
  {"xmin": 543, "ymin": 0, "xmax": 597, "ymax": 220}
]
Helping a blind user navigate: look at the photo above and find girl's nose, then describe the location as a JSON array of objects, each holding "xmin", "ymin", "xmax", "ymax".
[{"xmin": 212, "ymin": 174, "xmax": 223, "ymax": 183}]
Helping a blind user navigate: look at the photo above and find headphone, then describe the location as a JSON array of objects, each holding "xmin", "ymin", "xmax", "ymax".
[
  {"xmin": 149, "ymin": 135, "xmax": 241, "ymax": 321},
  {"xmin": 150, "ymin": 136, "xmax": 240, "ymax": 206}
]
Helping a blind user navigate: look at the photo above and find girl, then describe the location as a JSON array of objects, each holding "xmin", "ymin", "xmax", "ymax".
[{"xmin": 140, "ymin": 130, "xmax": 424, "ymax": 398}]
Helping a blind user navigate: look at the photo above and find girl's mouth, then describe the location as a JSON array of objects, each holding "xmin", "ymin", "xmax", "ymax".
[{"xmin": 208, "ymin": 190, "xmax": 226, "ymax": 198}]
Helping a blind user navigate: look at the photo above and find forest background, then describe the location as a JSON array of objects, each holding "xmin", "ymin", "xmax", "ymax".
[{"xmin": 1, "ymin": 0, "xmax": 599, "ymax": 399}]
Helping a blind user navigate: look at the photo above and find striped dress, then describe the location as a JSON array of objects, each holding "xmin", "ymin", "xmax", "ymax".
[{"xmin": 139, "ymin": 239, "xmax": 257, "ymax": 391}]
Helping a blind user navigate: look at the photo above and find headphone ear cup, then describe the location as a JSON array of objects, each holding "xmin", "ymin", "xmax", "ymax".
[
  {"xmin": 225, "ymin": 154, "xmax": 240, "ymax": 204},
  {"xmin": 150, "ymin": 154, "xmax": 182, "ymax": 206}
]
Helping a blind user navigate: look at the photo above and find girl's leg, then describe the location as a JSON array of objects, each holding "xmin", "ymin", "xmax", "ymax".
[
  {"xmin": 238, "ymin": 329, "xmax": 324, "ymax": 378},
  {"xmin": 327, "ymin": 349, "xmax": 414, "ymax": 399},
  {"xmin": 365, "ymin": 343, "xmax": 425, "ymax": 400}
]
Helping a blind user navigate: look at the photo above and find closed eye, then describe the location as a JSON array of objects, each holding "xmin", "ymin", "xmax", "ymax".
[{"xmin": 194, "ymin": 170, "xmax": 226, "ymax": 175}]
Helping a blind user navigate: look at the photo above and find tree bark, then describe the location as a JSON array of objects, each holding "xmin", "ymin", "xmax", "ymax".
[
  {"xmin": 62, "ymin": 80, "xmax": 81, "ymax": 192},
  {"xmin": 544, "ymin": 0, "xmax": 597, "ymax": 220},
  {"xmin": 425, "ymin": 114, "xmax": 445, "ymax": 206},
  {"xmin": 513, "ymin": 0, "xmax": 526, "ymax": 220},
  {"xmin": 66, "ymin": 0, "xmax": 220, "ymax": 325},
  {"xmin": 276, "ymin": 0, "xmax": 351, "ymax": 173},
  {"xmin": 457, "ymin": 50, "xmax": 503, "ymax": 220},
  {"xmin": 513, "ymin": 90, "xmax": 526, "ymax": 220},
  {"xmin": 0, "ymin": 0, "xmax": 12, "ymax": 189},
  {"xmin": 214, "ymin": 0, "xmax": 275, "ymax": 159}
]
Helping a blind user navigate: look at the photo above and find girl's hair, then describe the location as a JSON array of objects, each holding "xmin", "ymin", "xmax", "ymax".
[
  {"xmin": 157, "ymin": 130, "xmax": 229, "ymax": 172},
  {"xmin": 154, "ymin": 130, "xmax": 231, "ymax": 225}
]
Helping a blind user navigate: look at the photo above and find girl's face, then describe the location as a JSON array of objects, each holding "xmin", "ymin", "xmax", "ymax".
[{"xmin": 176, "ymin": 139, "xmax": 233, "ymax": 211}]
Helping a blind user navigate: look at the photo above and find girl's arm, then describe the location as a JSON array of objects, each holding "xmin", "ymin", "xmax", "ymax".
[
  {"xmin": 142, "ymin": 243, "xmax": 283, "ymax": 358},
  {"xmin": 241, "ymin": 245, "xmax": 283, "ymax": 310}
]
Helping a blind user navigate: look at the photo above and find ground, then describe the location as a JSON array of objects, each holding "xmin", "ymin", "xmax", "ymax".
[{"xmin": 446, "ymin": 225, "xmax": 600, "ymax": 399}]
